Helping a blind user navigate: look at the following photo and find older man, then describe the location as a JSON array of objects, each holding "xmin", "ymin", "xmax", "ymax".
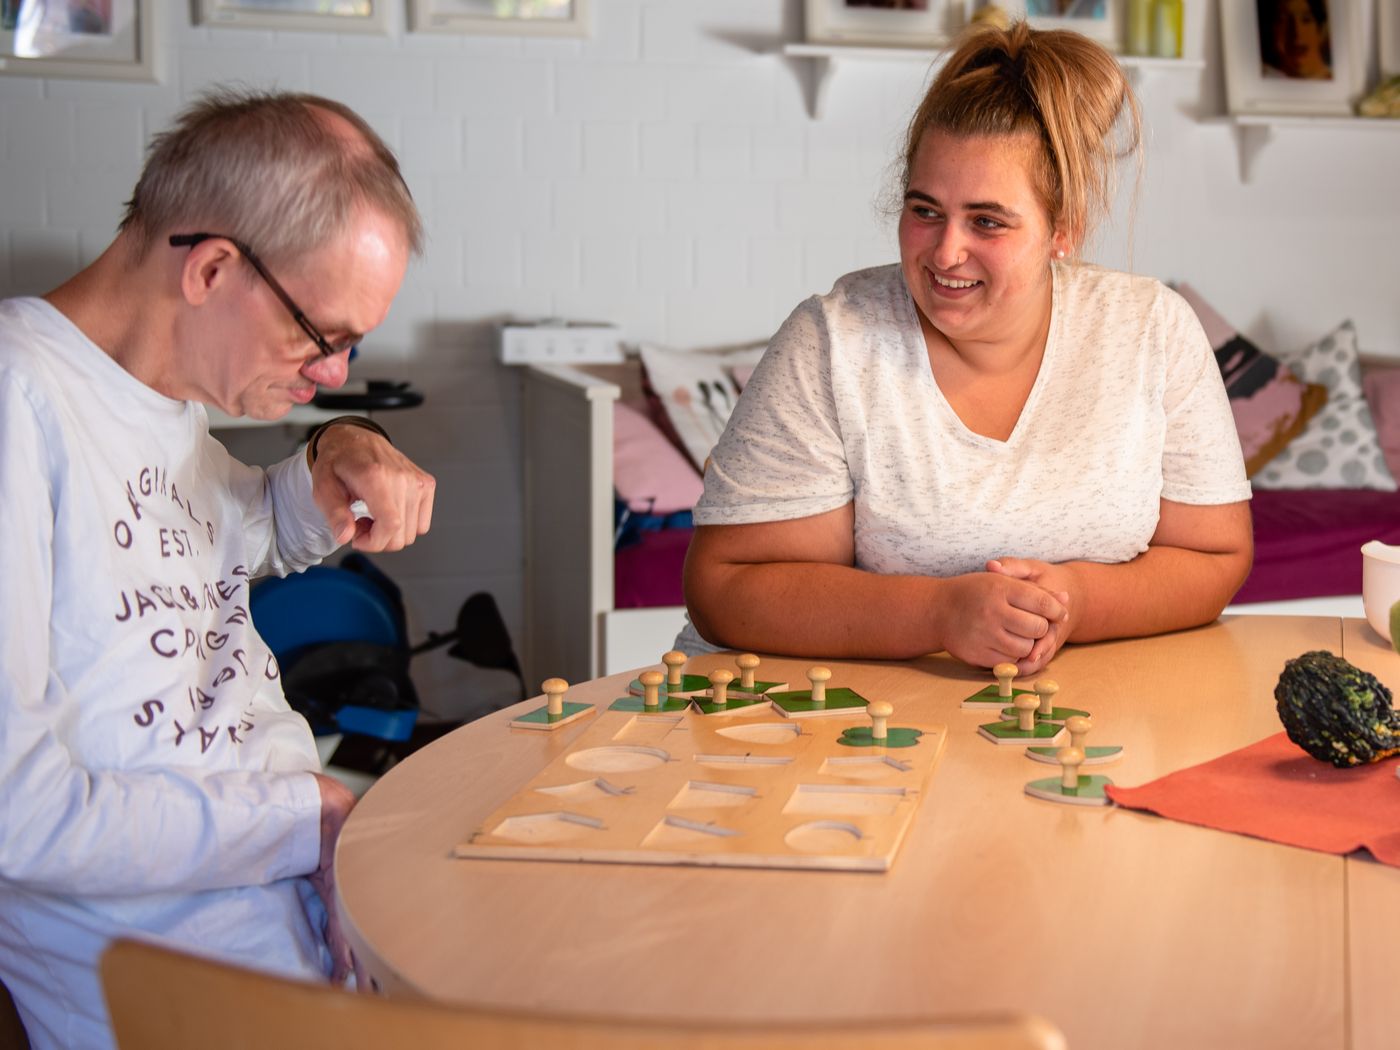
[{"xmin": 0, "ymin": 89, "xmax": 435, "ymax": 1049}]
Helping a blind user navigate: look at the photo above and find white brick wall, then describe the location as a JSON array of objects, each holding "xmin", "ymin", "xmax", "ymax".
[{"xmin": 2, "ymin": 0, "xmax": 1399, "ymax": 718}]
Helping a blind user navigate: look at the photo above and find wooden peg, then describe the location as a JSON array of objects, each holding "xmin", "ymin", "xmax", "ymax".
[
  {"xmin": 639, "ymin": 670, "xmax": 664, "ymax": 710},
  {"xmin": 1034, "ymin": 678, "xmax": 1059, "ymax": 717},
  {"xmin": 542, "ymin": 678, "xmax": 568, "ymax": 718},
  {"xmin": 994, "ymin": 662, "xmax": 1018, "ymax": 698},
  {"xmin": 868, "ymin": 700, "xmax": 893, "ymax": 742},
  {"xmin": 709, "ymin": 668, "xmax": 734, "ymax": 707},
  {"xmin": 1013, "ymin": 693, "xmax": 1040, "ymax": 733},
  {"xmin": 1058, "ymin": 746, "xmax": 1085, "ymax": 790},
  {"xmin": 807, "ymin": 666, "xmax": 832, "ymax": 706},
  {"xmin": 1065, "ymin": 715, "xmax": 1092, "ymax": 750},
  {"xmin": 662, "ymin": 650, "xmax": 686, "ymax": 688},
  {"xmin": 736, "ymin": 653, "xmax": 760, "ymax": 690}
]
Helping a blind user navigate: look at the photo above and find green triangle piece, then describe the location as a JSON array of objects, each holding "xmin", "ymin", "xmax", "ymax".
[
  {"xmin": 999, "ymin": 705, "xmax": 1091, "ymax": 723},
  {"xmin": 962, "ymin": 684, "xmax": 1034, "ymax": 707},
  {"xmin": 837, "ymin": 726, "xmax": 923, "ymax": 749},
  {"xmin": 768, "ymin": 686, "xmax": 868, "ymax": 715},
  {"xmin": 1026, "ymin": 744, "xmax": 1122, "ymax": 765},
  {"xmin": 609, "ymin": 695, "xmax": 692, "ymax": 713}
]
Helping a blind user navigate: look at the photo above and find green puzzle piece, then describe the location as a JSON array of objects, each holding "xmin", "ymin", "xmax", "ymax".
[
  {"xmin": 768, "ymin": 686, "xmax": 868, "ymax": 714},
  {"xmin": 963, "ymin": 684, "xmax": 1034, "ymax": 704},
  {"xmin": 980, "ymin": 719, "xmax": 1064, "ymax": 741},
  {"xmin": 609, "ymin": 696, "xmax": 692, "ymax": 713},
  {"xmin": 1025, "ymin": 773, "xmax": 1113, "ymax": 802},
  {"xmin": 691, "ymin": 695, "xmax": 769, "ymax": 715},
  {"xmin": 837, "ymin": 726, "xmax": 923, "ymax": 749},
  {"xmin": 998, "ymin": 705, "xmax": 1091, "ymax": 722}
]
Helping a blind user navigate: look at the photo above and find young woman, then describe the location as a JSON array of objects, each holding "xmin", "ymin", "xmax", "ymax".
[{"xmin": 680, "ymin": 21, "xmax": 1252, "ymax": 676}]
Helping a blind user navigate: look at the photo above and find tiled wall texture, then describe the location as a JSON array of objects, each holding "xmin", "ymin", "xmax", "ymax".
[{"xmin": 2, "ymin": 0, "xmax": 1397, "ymax": 718}]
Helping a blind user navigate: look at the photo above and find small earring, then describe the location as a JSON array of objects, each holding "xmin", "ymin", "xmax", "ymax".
[{"xmin": 1055, "ymin": 249, "xmax": 1066, "ymax": 259}]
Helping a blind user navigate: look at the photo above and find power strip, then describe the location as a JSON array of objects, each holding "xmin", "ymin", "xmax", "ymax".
[{"xmin": 499, "ymin": 322, "xmax": 624, "ymax": 365}]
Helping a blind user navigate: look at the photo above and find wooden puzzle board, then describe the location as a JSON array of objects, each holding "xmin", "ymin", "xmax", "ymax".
[{"xmin": 455, "ymin": 705, "xmax": 947, "ymax": 872}]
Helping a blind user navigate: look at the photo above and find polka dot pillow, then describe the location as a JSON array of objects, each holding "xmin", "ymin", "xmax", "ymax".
[{"xmin": 1252, "ymin": 321, "xmax": 1398, "ymax": 491}]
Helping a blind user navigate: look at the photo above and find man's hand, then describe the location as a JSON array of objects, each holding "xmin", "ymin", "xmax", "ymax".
[
  {"xmin": 932, "ymin": 572, "xmax": 1069, "ymax": 673},
  {"xmin": 311, "ymin": 772, "xmax": 362, "ymax": 988},
  {"xmin": 985, "ymin": 558, "xmax": 1079, "ymax": 675},
  {"xmin": 310, "ymin": 423, "xmax": 435, "ymax": 552}
]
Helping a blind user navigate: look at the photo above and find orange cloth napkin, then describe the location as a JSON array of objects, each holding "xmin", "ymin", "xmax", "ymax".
[{"xmin": 1106, "ymin": 732, "xmax": 1400, "ymax": 866}]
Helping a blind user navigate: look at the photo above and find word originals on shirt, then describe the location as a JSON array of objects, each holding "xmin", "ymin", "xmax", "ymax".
[{"xmin": 113, "ymin": 465, "xmax": 217, "ymax": 557}]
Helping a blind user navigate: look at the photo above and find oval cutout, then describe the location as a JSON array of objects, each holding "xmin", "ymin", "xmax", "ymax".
[
  {"xmin": 784, "ymin": 820, "xmax": 863, "ymax": 854},
  {"xmin": 565, "ymin": 745, "xmax": 669, "ymax": 773},
  {"xmin": 716, "ymin": 723, "xmax": 802, "ymax": 746}
]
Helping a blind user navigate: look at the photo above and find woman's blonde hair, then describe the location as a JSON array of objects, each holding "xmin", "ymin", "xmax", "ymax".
[
  {"xmin": 900, "ymin": 20, "xmax": 1140, "ymax": 253},
  {"xmin": 120, "ymin": 87, "xmax": 423, "ymax": 265}
]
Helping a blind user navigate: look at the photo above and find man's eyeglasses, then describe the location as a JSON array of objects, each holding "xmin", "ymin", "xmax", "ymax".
[{"xmin": 168, "ymin": 233, "xmax": 356, "ymax": 359}]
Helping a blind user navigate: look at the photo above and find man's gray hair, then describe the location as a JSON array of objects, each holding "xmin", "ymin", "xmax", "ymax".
[{"xmin": 120, "ymin": 87, "xmax": 423, "ymax": 265}]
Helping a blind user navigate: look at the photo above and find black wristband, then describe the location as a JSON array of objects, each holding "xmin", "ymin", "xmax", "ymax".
[{"xmin": 307, "ymin": 415, "xmax": 391, "ymax": 465}]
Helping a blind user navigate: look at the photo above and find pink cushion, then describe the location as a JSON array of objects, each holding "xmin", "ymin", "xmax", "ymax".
[
  {"xmin": 1174, "ymin": 282, "xmax": 1326, "ymax": 478},
  {"xmin": 1364, "ymin": 366, "xmax": 1400, "ymax": 480},
  {"xmin": 614, "ymin": 401, "xmax": 703, "ymax": 514}
]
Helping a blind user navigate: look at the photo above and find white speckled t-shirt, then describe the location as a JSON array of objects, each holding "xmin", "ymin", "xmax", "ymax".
[{"xmin": 695, "ymin": 261, "xmax": 1250, "ymax": 579}]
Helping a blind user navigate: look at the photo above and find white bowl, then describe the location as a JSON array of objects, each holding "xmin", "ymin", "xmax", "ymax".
[{"xmin": 1360, "ymin": 540, "xmax": 1400, "ymax": 644}]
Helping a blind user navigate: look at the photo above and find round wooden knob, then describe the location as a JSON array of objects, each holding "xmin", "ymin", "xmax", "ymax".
[
  {"xmin": 709, "ymin": 668, "xmax": 733, "ymax": 707},
  {"xmin": 1058, "ymin": 746, "xmax": 1085, "ymax": 789},
  {"xmin": 868, "ymin": 700, "xmax": 893, "ymax": 741},
  {"xmin": 736, "ymin": 653, "xmax": 760, "ymax": 688},
  {"xmin": 1034, "ymin": 678, "xmax": 1059, "ymax": 716},
  {"xmin": 639, "ymin": 670, "xmax": 664, "ymax": 709},
  {"xmin": 994, "ymin": 662, "xmax": 1018, "ymax": 697},
  {"xmin": 807, "ymin": 666, "xmax": 832, "ymax": 705},
  {"xmin": 662, "ymin": 650, "xmax": 686, "ymax": 685},
  {"xmin": 1065, "ymin": 715, "xmax": 1092, "ymax": 747},
  {"xmin": 542, "ymin": 677, "xmax": 568, "ymax": 716},
  {"xmin": 1013, "ymin": 692, "xmax": 1039, "ymax": 732},
  {"xmin": 807, "ymin": 667, "xmax": 832, "ymax": 683}
]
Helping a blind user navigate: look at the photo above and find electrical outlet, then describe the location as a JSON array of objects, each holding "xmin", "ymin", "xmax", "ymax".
[{"xmin": 499, "ymin": 322, "xmax": 624, "ymax": 365}]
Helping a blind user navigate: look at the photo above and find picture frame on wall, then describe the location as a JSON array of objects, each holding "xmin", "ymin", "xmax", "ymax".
[
  {"xmin": 409, "ymin": 0, "xmax": 589, "ymax": 37},
  {"xmin": 193, "ymin": 0, "xmax": 391, "ymax": 34},
  {"xmin": 0, "ymin": 0, "xmax": 157, "ymax": 81},
  {"xmin": 1380, "ymin": 1, "xmax": 1399, "ymax": 78},
  {"xmin": 1018, "ymin": 0, "xmax": 1122, "ymax": 51},
  {"xmin": 1220, "ymin": 0, "xmax": 1364, "ymax": 117},
  {"xmin": 803, "ymin": 0, "xmax": 961, "ymax": 50}
]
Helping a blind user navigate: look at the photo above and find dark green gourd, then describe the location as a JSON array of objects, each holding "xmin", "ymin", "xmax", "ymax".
[{"xmin": 1274, "ymin": 651, "xmax": 1400, "ymax": 768}]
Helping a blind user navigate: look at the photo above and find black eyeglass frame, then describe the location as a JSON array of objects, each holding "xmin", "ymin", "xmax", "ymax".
[{"xmin": 168, "ymin": 232, "xmax": 354, "ymax": 359}]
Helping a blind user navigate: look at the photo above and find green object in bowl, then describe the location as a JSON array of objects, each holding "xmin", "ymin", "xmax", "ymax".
[{"xmin": 1391, "ymin": 599, "xmax": 1400, "ymax": 655}]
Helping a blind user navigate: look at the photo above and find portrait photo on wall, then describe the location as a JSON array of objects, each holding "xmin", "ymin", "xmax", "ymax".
[
  {"xmin": 1221, "ymin": 0, "xmax": 1362, "ymax": 115},
  {"xmin": 1022, "ymin": 0, "xmax": 1119, "ymax": 49}
]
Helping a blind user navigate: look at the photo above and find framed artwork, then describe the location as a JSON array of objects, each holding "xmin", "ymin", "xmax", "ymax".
[
  {"xmin": 0, "ymin": 0, "xmax": 157, "ymax": 80},
  {"xmin": 193, "ymin": 0, "xmax": 391, "ymax": 34},
  {"xmin": 1019, "ymin": 0, "xmax": 1121, "ymax": 50},
  {"xmin": 803, "ymin": 0, "xmax": 960, "ymax": 49},
  {"xmin": 409, "ymin": 0, "xmax": 589, "ymax": 36},
  {"xmin": 1220, "ymin": 0, "xmax": 1364, "ymax": 117}
]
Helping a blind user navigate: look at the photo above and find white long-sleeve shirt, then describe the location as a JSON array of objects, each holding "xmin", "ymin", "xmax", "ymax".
[{"xmin": 0, "ymin": 298, "xmax": 338, "ymax": 1049}]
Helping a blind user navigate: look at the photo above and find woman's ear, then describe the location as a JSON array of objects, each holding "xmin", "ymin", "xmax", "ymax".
[{"xmin": 1050, "ymin": 227, "xmax": 1074, "ymax": 261}]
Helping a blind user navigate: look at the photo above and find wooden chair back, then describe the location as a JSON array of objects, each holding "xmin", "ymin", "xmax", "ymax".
[{"xmin": 101, "ymin": 938, "xmax": 1065, "ymax": 1050}]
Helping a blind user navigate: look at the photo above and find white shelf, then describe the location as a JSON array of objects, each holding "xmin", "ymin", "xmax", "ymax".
[
  {"xmin": 780, "ymin": 42, "xmax": 1204, "ymax": 118},
  {"xmin": 1219, "ymin": 113, "xmax": 1400, "ymax": 182}
]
